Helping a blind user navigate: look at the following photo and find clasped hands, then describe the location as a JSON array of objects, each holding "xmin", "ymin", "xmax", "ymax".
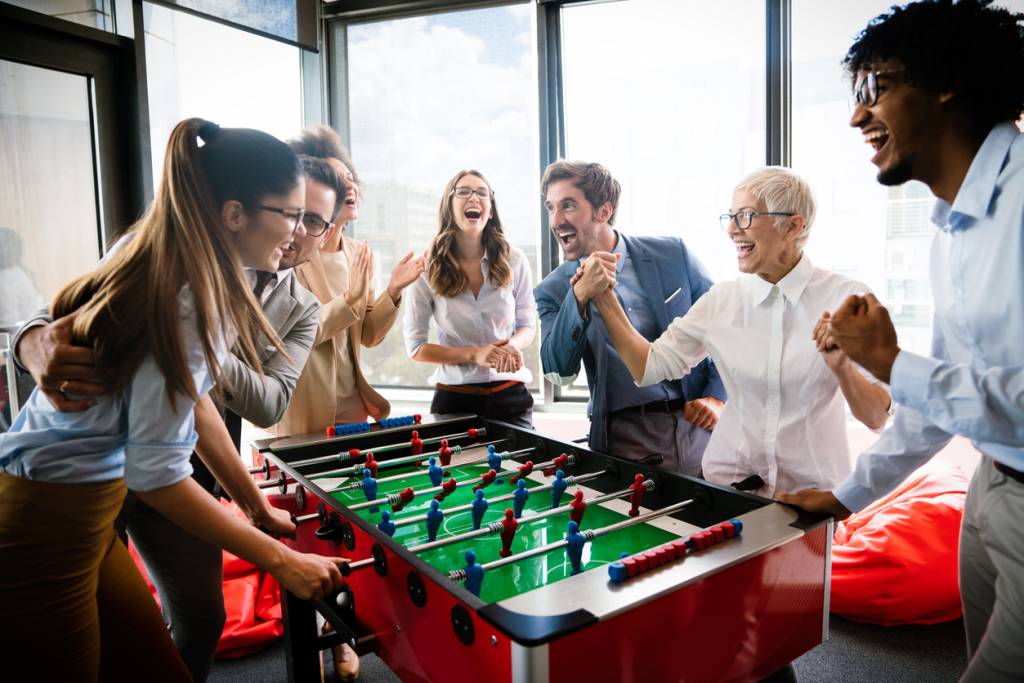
[
  {"xmin": 570, "ymin": 251, "xmax": 620, "ymax": 308},
  {"xmin": 810, "ymin": 292, "xmax": 900, "ymax": 384},
  {"xmin": 471, "ymin": 339, "xmax": 523, "ymax": 373}
]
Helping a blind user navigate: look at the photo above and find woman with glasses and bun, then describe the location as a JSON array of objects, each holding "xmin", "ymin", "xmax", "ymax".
[
  {"xmin": 0, "ymin": 118, "xmax": 346, "ymax": 682},
  {"xmin": 403, "ymin": 170, "xmax": 537, "ymax": 428},
  {"xmin": 590, "ymin": 167, "xmax": 891, "ymax": 500}
]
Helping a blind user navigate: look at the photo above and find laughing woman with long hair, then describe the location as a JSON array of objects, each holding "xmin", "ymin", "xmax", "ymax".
[
  {"xmin": 0, "ymin": 119, "xmax": 344, "ymax": 682},
  {"xmin": 403, "ymin": 170, "xmax": 537, "ymax": 428}
]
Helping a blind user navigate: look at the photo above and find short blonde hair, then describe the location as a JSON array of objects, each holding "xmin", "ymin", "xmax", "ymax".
[{"xmin": 734, "ymin": 167, "xmax": 816, "ymax": 249}]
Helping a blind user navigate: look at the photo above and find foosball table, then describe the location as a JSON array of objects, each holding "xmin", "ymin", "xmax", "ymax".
[{"xmin": 252, "ymin": 414, "xmax": 832, "ymax": 683}]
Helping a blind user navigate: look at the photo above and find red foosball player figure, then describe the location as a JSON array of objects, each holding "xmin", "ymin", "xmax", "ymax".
[
  {"xmin": 434, "ymin": 477, "xmax": 458, "ymax": 502},
  {"xmin": 410, "ymin": 431, "xmax": 423, "ymax": 455},
  {"xmin": 628, "ymin": 473, "xmax": 646, "ymax": 517},
  {"xmin": 473, "ymin": 468, "xmax": 497, "ymax": 493},
  {"xmin": 438, "ymin": 439, "xmax": 453, "ymax": 467},
  {"xmin": 509, "ymin": 460, "xmax": 534, "ymax": 486},
  {"xmin": 364, "ymin": 452, "xmax": 378, "ymax": 478},
  {"xmin": 391, "ymin": 487, "xmax": 415, "ymax": 512},
  {"xmin": 543, "ymin": 453, "xmax": 569, "ymax": 477},
  {"xmin": 499, "ymin": 508, "xmax": 519, "ymax": 558},
  {"xmin": 569, "ymin": 490, "xmax": 587, "ymax": 526}
]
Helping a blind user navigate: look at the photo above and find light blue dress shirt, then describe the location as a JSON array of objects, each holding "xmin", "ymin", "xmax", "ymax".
[
  {"xmin": 835, "ymin": 122, "xmax": 1024, "ymax": 512},
  {"xmin": 0, "ymin": 287, "xmax": 225, "ymax": 492}
]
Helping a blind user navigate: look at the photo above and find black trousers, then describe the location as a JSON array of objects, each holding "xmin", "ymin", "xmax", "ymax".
[{"xmin": 430, "ymin": 381, "xmax": 534, "ymax": 430}]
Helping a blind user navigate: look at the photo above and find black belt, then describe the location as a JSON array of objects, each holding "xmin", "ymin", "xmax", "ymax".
[
  {"xmin": 612, "ymin": 398, "xmax": 687, "ymax": 415},
  {"xmin": 994, "ymin": 461, "xmax": 1024, "ymax": 485}
]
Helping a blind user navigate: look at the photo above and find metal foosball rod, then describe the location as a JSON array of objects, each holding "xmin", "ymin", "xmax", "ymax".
[
  {"xmin": 391, "ymin": 469, "xmax": 607, "ymax": 528},
  {"xmin": 287, "ymin": 428, "xmax": 491, "ymax": 470},
  {"xmin": 334, "ymin": 447, "xmax": 536, "ymax": 488},
  {"xmin": 344, "ymin": 453, "xmax": 577, "ymax": 511},
  {"xmin": 447, "ymin": 497, "xmax": 696, "ymax": 581},
  {"xmin": 409, "ymin": 479, "xmax": 655, "ymax": 554},
  {"xmin": 308, "ymin": 439, "xmax": 510, "ymax": 481}
]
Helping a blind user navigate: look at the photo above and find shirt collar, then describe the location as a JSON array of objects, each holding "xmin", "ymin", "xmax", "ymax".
[
  {"xmin": 931, "ymin": 122, "xmax": 1019, "ymax": 232},
  {"xmin": 611, "ymin": 231, "xmax": 626, "ymax": 273},
  {"xmin": 749, "ymin": 252, "xmax": 813, "ymax": 306}
]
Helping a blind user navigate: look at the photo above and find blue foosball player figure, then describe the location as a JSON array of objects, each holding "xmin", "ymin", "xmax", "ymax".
[
  {"xmin": 362, "ymin": 469, "xmax": 379, "ymax": 513},
  {"xmin": 471, "ymin": 489, "xmax": 489, "ymax": 530},
  {"xmin": 427, "ymin": 456, "xmax": 443, "ymax": 487},
  {"xmin": 377, "ymin": 510, "xmax": 396, "ymax": 537},
  {"xmin": 551, "ymin": 469, "xmax": 568, "ymax": 509},
  {"xmin": 426, "ymin": 499, "xmax": 444, "ymax": 542},
  {"xmin": 487, "ymin": 444, "xmax": 503, "ymax": 484},
  {"xmin": 513, "ymin": 479, "xmax": 530, "ymax": 519},
  {"xmin": 566, "ymin": 520, "xmax": 585, "ymax": 575},
  {"xmin": 464, "ymin": 550, "xmax": 484, "ymax": 597}
]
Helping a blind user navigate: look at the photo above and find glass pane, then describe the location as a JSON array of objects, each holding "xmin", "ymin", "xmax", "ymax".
[
  {"xmin": 793, "ymin": 0, "xmax": 1024, "ymax": 358},
  {"xmin": 557, "ymin": 0, "xmax": 764, "ymax": 399},
  {"xmin": 169, "ymin": 0, "xmax": 301, "ymax": 44},
  {"xmin": 561, "ymin": 0, "xmax": 765, "ymax": 284},
  {"xmin": 0, "ymin": 60, "xmax": 101, "ymax": 327},
  {"xmin": 0, "ymin": 60, "xmax": 102, "ymax": 431},
  {"xmin": 6, "ymin": 0, "xmax": 113, "ymax": 32},
  {"xmin": 347, "ymin": 5, "xmax": 542, "ymax": 393},
  {"xmin": 144, "ymin": 2, "xmax": 304, "ymax": 184},
  {"xmin": 792, "ymin": 0, "xmax": 927, "ymax": 354}
]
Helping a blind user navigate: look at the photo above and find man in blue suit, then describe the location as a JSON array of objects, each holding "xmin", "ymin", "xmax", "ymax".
[{"xmin": 534, "ymin": 161, "xmax": 725, "ymax": 476}]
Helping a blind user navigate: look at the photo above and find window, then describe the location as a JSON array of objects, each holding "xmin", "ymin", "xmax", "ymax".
[
  {"xmin": 791, "ymin": 0, "xmax": 937, "ymax": 355},
  {"xmin": 557, "ymin": 0, "xmax": 765, "ymax": 398},
  {"xmin": 346, "ymin": 4, "xmax": 542, "ymax": 394},
  {"xmin": 6, "ymin": 0, "xmax": 114, "ymax": 32},
  {"xmin": 143, "ymin": 2, "xmax": 304, "ymax": 184},
  {"xmin": 0, "ymin": 61, "xmax": 101, "ymax": 327}
]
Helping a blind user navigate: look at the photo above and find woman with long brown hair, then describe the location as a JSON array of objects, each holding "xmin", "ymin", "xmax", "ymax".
[
  {"xmin": 0, "ymin": 118, "xmax": 345, "ymax": 682},
  {"xmin": 403, "ymin": 170, "xmax": 537, "ymax": 428}
]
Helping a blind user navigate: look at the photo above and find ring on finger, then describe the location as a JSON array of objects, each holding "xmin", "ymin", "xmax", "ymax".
[{"xmin": 59, "ymin": 380, "xmax": 70, "ymax": 399}]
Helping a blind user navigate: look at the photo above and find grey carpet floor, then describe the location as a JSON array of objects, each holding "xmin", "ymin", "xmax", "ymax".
[{"xmin": 209, "ymin": 615, "xmax": 967, "ymax": 682}]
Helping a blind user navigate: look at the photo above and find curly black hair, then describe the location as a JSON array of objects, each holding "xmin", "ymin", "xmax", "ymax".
[{"xmin": 844, "ymin": 0, "xmax": 1024, "ymax": 133}]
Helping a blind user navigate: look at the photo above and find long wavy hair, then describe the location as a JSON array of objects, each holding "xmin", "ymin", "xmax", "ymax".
[
  {"xmin": 51, "ymin": 118, "xmax": 298, "ymax": 405},
  {"xmin": 428, "ymin": 170, "xmax": 511, "ymax": 298}
]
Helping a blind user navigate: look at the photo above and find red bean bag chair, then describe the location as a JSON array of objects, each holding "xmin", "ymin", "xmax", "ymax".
[
  {"xmin": 830, "ymin": 459, "xmax": 969, "ymax": 625},
  {"xmin": 127, "ymin": 500, "xmax": 284, "ymax": 658}
]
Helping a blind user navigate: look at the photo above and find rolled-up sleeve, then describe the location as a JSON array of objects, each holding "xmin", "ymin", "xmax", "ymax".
[
  {"xmin": 124, "ymin": 307, "xmax": 222, "ymax": 492},
  {"xmin": 640, "ymin": 289, "xmax": 714, "ymax": 386},
  {"xmin": 402, "ymin": 274, "xmax": 434, "ymax": 358}
]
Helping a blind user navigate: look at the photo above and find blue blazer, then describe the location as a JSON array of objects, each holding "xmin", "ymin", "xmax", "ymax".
[{"xmin": 534, "ymin": 234, "xmax": 726, "ymax": 452}]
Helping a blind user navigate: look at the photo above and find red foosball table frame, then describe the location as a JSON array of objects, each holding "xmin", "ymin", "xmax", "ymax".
[{"xmin": 253, "ymin": 414, "xmax": 832, "ymax": 683}]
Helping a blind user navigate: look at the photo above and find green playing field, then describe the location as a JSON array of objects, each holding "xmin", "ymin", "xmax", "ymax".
[{"xmin": 327, "ymin": 460, "xmax": 678, "ymax": 604}]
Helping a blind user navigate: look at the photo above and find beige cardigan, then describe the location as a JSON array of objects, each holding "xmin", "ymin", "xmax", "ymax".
[{"xmin": 274, "ymin": 236, "xmax": 399, "ymax": 437}]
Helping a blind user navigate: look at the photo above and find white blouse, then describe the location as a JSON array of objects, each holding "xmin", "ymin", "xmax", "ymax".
[
  {"xmin": 403, "ymin": 247, "xmax": 536, "ymax": 386},
  {"xmin": 641, "ymin": 254, "xmax": 884, "ymax": 497}
]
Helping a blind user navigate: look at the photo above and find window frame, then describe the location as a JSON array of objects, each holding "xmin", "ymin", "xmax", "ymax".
[{"xmin": 325, "ymin": 0, "xmax": 792, "ymax": 408}]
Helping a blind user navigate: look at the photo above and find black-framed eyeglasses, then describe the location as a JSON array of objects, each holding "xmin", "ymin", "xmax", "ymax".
[
  {"xmin": 451, "ymin": 187, "xmax": 492, "ymax": 201},
  {"xmin": 256, "ymin": 205, "xmax": 305, "ymax": 233},
  {"xmin": 849, "ymin": 69, "xmax": 905, "ymax": 109},
  {"xmin": 719, "ymin": 211, "xmax": 795, "ymax": 231},
  {"xmin": 301, "ymin": 212, "xmax": 334, "ymax": 237}
]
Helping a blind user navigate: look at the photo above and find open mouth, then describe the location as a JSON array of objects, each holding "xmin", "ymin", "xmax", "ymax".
[
  {"xmin": 734, "ymin": 240, "xmax": 755, "ymax": 259},
  {"xmin": 464, "ymin": 209, "xmax": 482, "ymax": 220},
  {"xmin": 864, "ymin": 127, "xmax": 890, "ymax": 159},
  {"xmin": 555, "ymin": 227, "xmax": 578, "ymax": 249}
]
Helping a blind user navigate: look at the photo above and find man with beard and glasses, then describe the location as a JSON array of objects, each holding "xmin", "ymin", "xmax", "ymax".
[
  {"xmin": 779, "ymin": 2, "xmax": 1024, "ymax": 681},
  {"xmin": 534, "ymin": 160, "xmax": 725, "ymax": 476}
]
